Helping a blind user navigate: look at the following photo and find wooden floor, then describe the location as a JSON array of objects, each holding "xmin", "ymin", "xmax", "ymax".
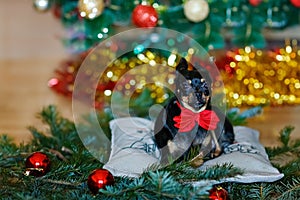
[
  {"xmin": 0, "ymin": 1, "xmax": 299, "ymax": 147},
  {"xmin": 0, "ymin": 1, "xmax": 71, "ymax": 144}
]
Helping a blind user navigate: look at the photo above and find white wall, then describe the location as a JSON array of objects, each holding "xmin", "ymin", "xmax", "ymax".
[{"xmin": 0, "ymin": 0, "xmax": 67, "ymax": 60}]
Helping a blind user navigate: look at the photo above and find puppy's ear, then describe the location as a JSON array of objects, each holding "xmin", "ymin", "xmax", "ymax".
[{"xmin": 176, "ymin": 57, "xmax": 188, "ymax": 73}]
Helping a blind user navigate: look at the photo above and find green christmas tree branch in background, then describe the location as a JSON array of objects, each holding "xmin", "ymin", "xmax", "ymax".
[{"xmin": 40, "ymin": 0, "xmax": 300, "ymax": 53}]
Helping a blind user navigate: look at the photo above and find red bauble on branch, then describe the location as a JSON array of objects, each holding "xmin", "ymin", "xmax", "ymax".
[
  {"xmin": 87, "ymin": 169, "xmax": 115, "ymax": 194},
  {"xmin": 249, "ymin": 0, "xmax": 262, "ymax": 6},
  {"xmin": 51, "ymin": 4, "xmax": 61, "ymax": 19},
  {"xmin": 132, "ymin": 4, "xmax": 158, "ymax": 28},
  {"xmin": 25, "ymin": 152, "xmax": 51, "ymax": 177},
  {"xmin": 209, "ymin": 186, "xmax": 229, "ymax": 200},
  {"xmin": 290, "ymin": 0, "xmax": 300, "ymax": 7}
]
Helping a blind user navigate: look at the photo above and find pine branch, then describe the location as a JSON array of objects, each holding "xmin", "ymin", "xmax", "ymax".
[
  {"xmin": 226, "ymin": 106, "xmax": 262, "ymax": 126},
  {"xmin": 246, "ymin": 183, "xmax": 276, "ymax": 200},
  {"xmin": 275, "ymin": 177, "xmax": 300, "ymax": 200},
  {"xmin": 164, "ymin": 162, "xmax": 243, "ymax": 183},
  {"xmin": 2, "ymin": 105, "xmax": 300, "ymax": 199},
  {"xmin": 101, "ymin": 170, "xmax": 211, "ymax": 199},
  {"xmin": 266, "ymin": 126, "xmax": 296, "ymax": 158},
  {"xmin": 279, "ymin": 126, "xmax": 295, "ymax": 148}
]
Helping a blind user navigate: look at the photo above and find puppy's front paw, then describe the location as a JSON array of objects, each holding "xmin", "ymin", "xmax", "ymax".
[
  {"xmin": 167, "ymin": 139, "xmax": 189, "ymax": 161},
  {"xmin": 167, "ymin": 140, "xmax": 177, "ymax": 154},
  {"xmin": 212, "ymin": 146, "xmax": 221, "ymax": 158},
  {"xmin": 190, "ymin": 152, "xmax": 204, "ymax": 168}
]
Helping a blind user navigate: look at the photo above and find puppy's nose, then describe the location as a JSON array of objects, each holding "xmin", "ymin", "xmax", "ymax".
[
  {"xmin": 195, "ymin": 93, "xmax": 205, "ymax": 102},
  {"xmin": 198, "ymin": 87, "xmax": 209, "ymax": 96}
]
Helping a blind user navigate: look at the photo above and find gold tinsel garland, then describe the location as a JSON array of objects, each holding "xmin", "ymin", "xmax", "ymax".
[
  {"xmin": 96, "ymin": 50, "xmax": 176, "ymax": 105},
  {"xmin": 98, "ymin": 45, "xmax": 300, "ymax": 107},
  {"xmin": 50, "ymin": 44, "xmax": 300, "ymax": 108},
  {"xmin": 223, "ymin": 43, "xmax": 300, "ymax": 107}
]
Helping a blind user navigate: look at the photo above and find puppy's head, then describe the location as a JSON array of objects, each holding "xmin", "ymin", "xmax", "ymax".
[{"xmin": 175, "ymin": 57, "xmax": 212, "ymax": 112}]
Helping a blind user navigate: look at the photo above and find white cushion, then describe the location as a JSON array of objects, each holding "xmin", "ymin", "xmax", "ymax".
[
  {"xmin": 103, "ymin": 117, "xmax": 160, "ymax": 177},
  {"xmin": 196, "ymin": 126, "xmax": 284, "ymax": 184},
  {"xmin": 104, "ymin": 117, "xmax": 284, "ymax": 183}
]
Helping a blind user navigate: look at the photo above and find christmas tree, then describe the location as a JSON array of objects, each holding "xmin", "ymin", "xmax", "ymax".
[
  {"xmin": 34, "ymin": 0, "xmax": 300, "ymax": 52},
  {"xmin": 35, "ymin": 0, "xmax": 300, "ymax": 107}
]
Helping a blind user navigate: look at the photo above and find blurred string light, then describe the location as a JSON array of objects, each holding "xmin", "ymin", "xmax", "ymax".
[
  {"xmin": 103, "ymin": 51, "xmax": 177, "ymax": 104},
  {"xmin": 78, "ymin": 0, "xmax": 105, "ymax": 19},
  {"xmin": 78, "ymin": 49, "xmax": 179, "ymax": 107},
  {"xmin": 223, "ymin": 40, "xmax": 300, "ymax": 107}
]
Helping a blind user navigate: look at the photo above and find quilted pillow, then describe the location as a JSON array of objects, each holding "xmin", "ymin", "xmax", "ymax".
[
  {"xmin": 103, "ymin": 117, "xmax": 284, "ymax": 183},
  {"xmin": 197, "ymin": 126, "xmax": 284, "ymax": 183},
  {"xmin": 103, "ymin": 117, "xmax": 160, "ymax": 177}
]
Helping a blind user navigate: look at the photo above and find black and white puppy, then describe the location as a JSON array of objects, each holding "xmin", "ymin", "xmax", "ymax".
[{"xmin": 154, "ymin": 57, "xmax": 235, "ymax": 167}]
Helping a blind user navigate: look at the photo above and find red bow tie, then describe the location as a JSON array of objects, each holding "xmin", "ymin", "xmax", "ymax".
[{"xmin": 173, "ymin": 101, "xmax": 220, "ymax": 132}]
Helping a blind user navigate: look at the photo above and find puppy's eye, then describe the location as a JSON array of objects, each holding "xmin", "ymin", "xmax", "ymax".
[
  {"xmin": 201, "ymin": 82, "xmax": 210, "ymax": 96},
  {"xmin": 181, "ymin": 82, "xmax": 193, "ymax": 95}
]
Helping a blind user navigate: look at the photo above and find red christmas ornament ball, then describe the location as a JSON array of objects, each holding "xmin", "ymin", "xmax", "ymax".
[
  {"xmin": 290, "ymin": 0, "xmax": 300, "ymax": 7},
  {"xmin": 25, "ymin": 152, "xmax": 51, "ymax": 177},
  {"xmin": 209, "ymin": 186, "xmax": 229, "ymax": 200},
  {"xmin": 87, "ymin": 169, "xmax": 114, "ymax": 194},
  {"xmin": 249, "ymin": 0, "xmax": 262, "ymax": 6},
  {"xmin": 52, "ymin": 4, "xmax": 61, "ymax": 19},
  {"xmin": 132, "ymin": 4, "xmax": 158, "ymax": 28}
]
